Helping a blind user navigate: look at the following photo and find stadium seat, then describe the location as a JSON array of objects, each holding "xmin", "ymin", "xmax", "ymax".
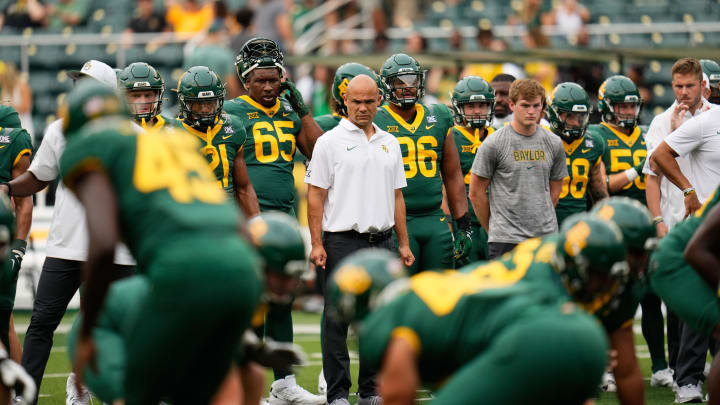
[
  {"xmin": 651, "ymin": 83, "xmax": 675, "ymax": 107},
  {"xmin": 142, "ymin": 44, "xmax": 184, "ymax": 68},
  {"xmin": 645, "ymin": 60, "xmax": 674, "ymax": 85},
  {"xmin": 29, "ymin": 45, "xmax": 63, "ymax": 68},
  {"xmin": 0, "ymin": 46, "xmax": 22, "ymax": 66}
]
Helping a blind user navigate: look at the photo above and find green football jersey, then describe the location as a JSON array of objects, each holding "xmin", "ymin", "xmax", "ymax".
[
  {"xmin": 555, "ymin": 132, "xmax": 606, "ymax": 227},
  {"xmin": 374, "ymin": 103, "xmax": 454, "ymax": 215},
  {"xmin": 470, "ymin": 234, "xmax": 642, "ymax": 333},
  {"xmin": 224, "ymin": 95, "xmax": 302, "ymax": 211},
  {"xmin": 589, "ymin": 123, "xmax": 647, "ymax": 204},
  {"xmin": 359, "ymin": 271, "xmax": 565, "ymax": 386},
  {"xmin": 314, "ymin": 113, "xmax": 343, "ymax": 132},
  {"xmin": 0, "ymin": 127, "xmax": 33, "ymax": 183},
  {"xmin": 60, "ymin": 118, "xmax": 241, "ymax": 269},
  {"xmin": 171, "ymin": 113, "xmax": 248, "ymax": 196},
  {"xmin": 451, "ymin": 124, "xmax": 494, "ymax": 223}
]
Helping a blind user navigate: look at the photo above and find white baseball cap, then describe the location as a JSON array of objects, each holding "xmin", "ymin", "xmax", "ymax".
[
  {"xmin": 67, "ymin": 60, "xmax": 118, "ymax": 89},
  {"xmin": 703, "ymin": 72, "xmax": 710, "ymax": 90}
]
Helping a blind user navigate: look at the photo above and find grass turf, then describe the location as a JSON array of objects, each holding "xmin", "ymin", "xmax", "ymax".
[{"xmin": 13, "ymin": 310, "xmax": 682, "ymax": 404}]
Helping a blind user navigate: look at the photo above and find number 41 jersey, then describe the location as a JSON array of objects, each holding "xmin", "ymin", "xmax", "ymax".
[
  {"xmin": 60, "ymin": 119, "xmax": 239, "ymax": 267},
  {"xmin": 225, "ymin": 95, "xmax": 302, "ymax": 212},
  {"xmin": 373, "ymin": 104, "xmax": 454, "ymax": 215}
]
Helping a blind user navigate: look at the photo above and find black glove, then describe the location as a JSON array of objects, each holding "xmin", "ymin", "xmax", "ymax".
[
  {"xmin": 453, "ymin": 213, "xmax": 473, "ymax": 266},
  {"xmin": 281, "ymin": 80, "xmax": 310, "ymax": 117},
  {"xmin": 10, "ymin": 239, "xmax": 26, "ymax": 279},
  {"xmin": 242, "ymin": 330, "xmax": 306, "ymax": 374}
]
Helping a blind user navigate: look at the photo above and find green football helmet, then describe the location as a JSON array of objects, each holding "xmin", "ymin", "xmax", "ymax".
[
  {"xmin": 556, "ymin": 214, "xmax": 629, "ymax": 304},
  {"xmin": 176, "ymin": 66, "xmax": 225, "ymax": 129},
  {"xmin": 548, "ymin": 82, "xmax": 591, "ymax": 141},
  {"xmin": 380, "ymin": 53, "xmax": 426, "ymax": 108},
  {"xmin": 450, "ymin": 76, "xmax": 495, "ymax": 129},
  {"xmin": 598, "ymin": 75, "xmax": 642, "ymax": 130},
  {"xmin": 700, "ymin": 59, "xmax": 720, "ymax": 103},
  {"xmin": 591, "ymin": 197, "xmax": 657, "ymax": 252},
  {"xmin": 60, "ymin": 79, "xmax": 128, "ymax": 136},
  {"xmin": 235, "ymin": 37, "xmax": 285, "ymax": 84},
  {"xmin": 247, "ymin": 212, "xmax": 307, "ymax": 277},
  {"xmin": 332, "ymin": 63, "xmax": 380, "ymax": 116},
  {"xmin": 0, "ymin": 195, "xmax": 15, "ymax": 260},
  {"xmin": 118, "ymin": 62, "xmax": 164, "ymax": 123},
  {"xmin": 327, "ymin": 249, "xmax": 407, "ymax": 323}
]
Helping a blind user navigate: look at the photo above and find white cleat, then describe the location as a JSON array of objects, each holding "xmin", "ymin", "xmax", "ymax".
[
  {"xmin": 318, "ymin": 368, "xmax": 327, "ymax": 396},
  {"xmin": 269, "ymin": 375, "xmax": 326, "ymax": 405},
  {"xmin": 66, "ymin": 372, "xmax": 91, "ymax": 405},
  {"xmin": 674, "ymin": 383, "xmax": 703, "ymax": 403},
  {"xmin": 650, "ymin": 367, "xmax": 675, "ymax": 387},
  {"xmin": 601, "ymin": 371, "xmax": 616, "ymax": 393}
]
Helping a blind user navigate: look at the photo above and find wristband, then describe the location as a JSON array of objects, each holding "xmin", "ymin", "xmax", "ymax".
[
  {"xmin": 683, "ymin": 187, "xmax": 696, "ymax": 197},
  {"xmin": 455, "ymin": 212, "xmax": 472, "ymax": 232},
  {"xmin": 624, "ymin": 168, "xmax": 639, "ymax": 182},
  {"xmin": 652, "ymin": 216, "xmax": 664, "ymax": 225}
]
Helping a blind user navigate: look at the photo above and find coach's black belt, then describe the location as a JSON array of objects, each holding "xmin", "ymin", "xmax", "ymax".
[{"xmin": 328, "ymin": 229, "xmax": 393, "ymax": 243}]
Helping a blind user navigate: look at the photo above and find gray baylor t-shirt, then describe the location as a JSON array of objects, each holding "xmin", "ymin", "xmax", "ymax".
[{"xmin": 472, "ymin": 124, "xmax": 567, "ymax": 243}]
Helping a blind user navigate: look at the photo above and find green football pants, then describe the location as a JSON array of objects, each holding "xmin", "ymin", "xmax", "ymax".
[
  {"xmin": 432, "ymin": 308, "xmax": 608, "ymax": 405},
  {"xmin": 124, "ymin": 237, "xmax": 262, "ymax": 405},
  {"xmin": 406, "ymin": 213, "xmax": 454, "ymax": 274},
  {"xmin": 650, "ymin": 250, "xmax": 720, "ymax": 337}
]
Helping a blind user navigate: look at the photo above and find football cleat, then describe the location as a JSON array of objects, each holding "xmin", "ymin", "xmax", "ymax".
[
  {"xmin": 601, "ymin": 371, "xmax": 616, "ymax": 392},
  {"xmin": 269, "ymin": 375, "xmax": 326, "ymax": 405},
  {"xmin": 357, "ymin": 394, "xmax": 382, "ymax": 405},
  {"xmin": 65, "ymin": 372, "xmax": 90, "ymax": 405},
  {"xmin": 318, "ymin": 369, "xmax": 327, "ymax": 396},
  {"xmin": 650, "ymin": 367, "xmax": 674, "ymax": 387}
]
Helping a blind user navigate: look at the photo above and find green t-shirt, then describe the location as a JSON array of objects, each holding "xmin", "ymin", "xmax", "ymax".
[
  {"xmin": 48, "ymin": 0, "xmax": 90, "ymax": 31},
  {"xmin": 314, "ymin": 113, "xmax": 343, "ymax": 132},
  {"xmin": 171, "ymin": 113, "xmax": 248, "ymax": 196},
  {"xmin": 224, "ymin": 95, "xmax": 302, "ymax": 212},
  {"xmin": 0, "ymin": 127, "xmax": 32, "ymax": 183},
  {"xmin": 589, "ymin": 123, "xmax": 647, "ymax": 204},
  {"xmin": 359, "ymin": 271, "xmax": 564, "ymax": 387},
  {"xmin": 451, "ymin": 124, "xmax": 494, "ymax": 224},
  {"xmin": 373, "ymin": 103, "xmax": 454, "ymax": 215},
  {"xmin": 555, "ymin": 132, "xmax": 606, "ymax": 227},
  {"xmin": 60, "ymin": 118, "xmax": 241, "ymax": 269}
]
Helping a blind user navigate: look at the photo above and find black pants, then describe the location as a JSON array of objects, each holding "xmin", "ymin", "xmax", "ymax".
[
  {"xmin": 320, "ymin": 231, "xmax": 394, "ymax": 403},
  {"xmin": 676, "ymin": 319, "xmax": 718, "ymax": 386},
  {"xmin": 487, "ymin": 242, "xmax": 517, "ymax": 260},
  {"xmin": 21, "ymin": 257, "xmax": 134, "ymax": 398}
]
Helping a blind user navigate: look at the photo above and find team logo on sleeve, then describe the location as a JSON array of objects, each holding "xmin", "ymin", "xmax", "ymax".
[{"xmin": 247, "ymin": 112, "xmax": 259, "ymax": 119}]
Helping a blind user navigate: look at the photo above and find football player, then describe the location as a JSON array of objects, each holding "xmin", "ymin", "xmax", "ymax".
[
  {"xmin": 650, "ymin": 185, "xmax": 720, "ymax": 403},
  {"xmin": 67, "ymin": 212, "xmax": 309, "ymax": 405},
  {"xmin": 462, "ymin": 199, "xmax": 652, "ymax": 405},
  {"xmin": 700, "ymin": 59, "xmax": 720, "ymax": 104},
  {"xmin": 315, "ymin": 62, "xmax": 380, "ymax": 132},
  {"xmin": 589, "ymin": 75, "xmax": 671, "ymax": 386},
  {"xmin": 0, "ymin": 196, "xmax": 35, "ymax": 405},
  {"xmin": 173, "ymin": 65, "xmax": 260, "ymax": 218},
  {"xmin": 683, "ymin": 186, "xmax": 720, "ymax": 405},
  {"xmin": 375, "ymin": 53, "xmax": 472, "ymax": 273},
  {"xmin": 117, "ymin": 62, "xmax": 166, "ymax": 131},
  {"xmin": 329, "ymin": 221, "xmax": 619, "ymax": 405},
  {"xmin": 448, "ymin": 76, "xmax": 495, "ymax": 262},
  {"xmin": 60, "ymin": 81, "xmax": 263, "ymax": 405},
  {"xmin": 225, "ymin": 37, "xmax": 324, "ymax": 405},
  {"xmin": 548, "ymin": 82, "xmax": 608, "ymax": 227}
]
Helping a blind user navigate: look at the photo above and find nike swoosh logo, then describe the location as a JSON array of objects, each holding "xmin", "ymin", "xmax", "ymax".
[
  {"xmin": 346, "ymin": 145, "xmax": 358, "ymax": 151},
  {"xmin": 641, "ymin": 141, "xmax": 646, "ymax": 145},
  {"xmin": 425, "ymin": 124, "xmax": 435, "ymax": 130},
  {"xmin": 440, "ymin": 217, "xmax": 446, "ymax": 222},
  {"xmin": 0, "ymin": 146, "xmax": 6, "ymax": 150},
  {"xmin": 527, "ymin": 165, "xmax": 535, "ymax": 170},
  {"xmin": 222, "ymin": 135, "xmax": 232, "ymax": 140},
  {"xmin": 581, "ymin": 148, "xmax": 591, "ymax": 153},
  {"xmin": 282, "ymin": 112, "xmax": 291, "ymax": 117}
]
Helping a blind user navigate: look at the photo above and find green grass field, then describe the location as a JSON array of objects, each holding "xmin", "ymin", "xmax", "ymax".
[{"xmin": 14, "ymin": 310, "xmax": 686, "ymax": 404}]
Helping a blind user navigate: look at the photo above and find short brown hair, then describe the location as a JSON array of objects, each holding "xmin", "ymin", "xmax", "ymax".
[
  {"xmin": 671, "ymin": 58, "xmax": 703, "ymax": 81},
  {"xmin": 509, "ymin": 79, "xmax": 546, "ymax": 103}
]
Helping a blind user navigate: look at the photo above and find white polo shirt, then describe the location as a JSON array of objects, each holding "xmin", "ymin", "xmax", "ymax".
[
  {"xmin": 664, "ymin": 106, "xmax": 720, "ymax": 203},
  {"xmin": 644, "ymin": 99, "xmax": 711, "ymax": 228},
  {"xmin": 29, "ymin": 119, "xmax": 136, "ymax": 265},
  {"xmin": 304, "ymin": 118, "xmax": 406, "ymax": 233}
]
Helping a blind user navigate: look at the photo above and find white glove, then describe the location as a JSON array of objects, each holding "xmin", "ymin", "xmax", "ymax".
[{"xmin": 0, "ymin": 358, "xmax": 36, "ymax": 404}]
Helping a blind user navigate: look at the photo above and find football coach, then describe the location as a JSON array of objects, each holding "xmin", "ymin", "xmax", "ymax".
[{"xmin": 305, "ymin": 74, "xmax": 413, "ymax": 405}]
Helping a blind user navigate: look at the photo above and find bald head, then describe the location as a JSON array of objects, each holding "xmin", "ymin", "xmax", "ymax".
[{"xmin": 344, "ymin": 74, "xmax": 382, "ymax": 132}]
